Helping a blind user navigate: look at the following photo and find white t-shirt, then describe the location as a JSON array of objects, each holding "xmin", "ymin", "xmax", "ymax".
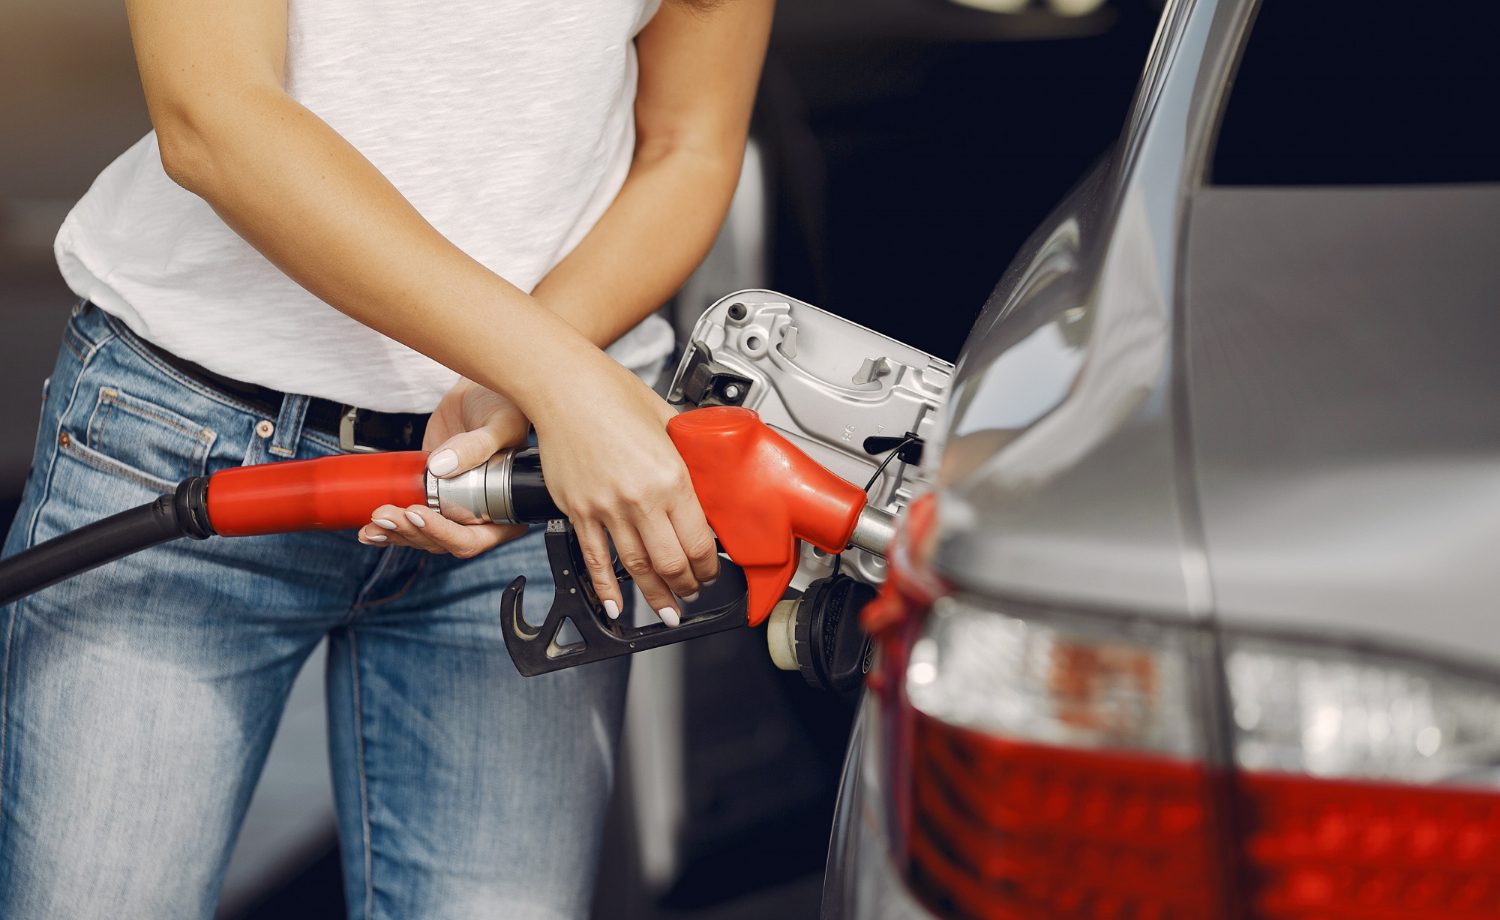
[{"xmin": 55, "ymin": 0, "xmax": 673, "ymax": 413}]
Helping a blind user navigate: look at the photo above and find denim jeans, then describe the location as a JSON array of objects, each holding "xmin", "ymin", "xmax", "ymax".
[{"xmin": 0, "ymin": 302, "xmax": 628, "ymax": 919}]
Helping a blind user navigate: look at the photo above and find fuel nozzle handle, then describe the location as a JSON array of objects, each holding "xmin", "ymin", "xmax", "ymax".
[
  {"xmin": 431, "ymin": 410, "xmax": 889, "ymax": 532},
  {"xmin": 668, "ymin": 407, "xmax": 876, "ymax": 627},
  {"xmin": 205, "ymin": 408, "xmax": 883, "ymax": 631},
  {"xmin": 434, "ymin": 408, "xmax": 888, "ymax": 627}
]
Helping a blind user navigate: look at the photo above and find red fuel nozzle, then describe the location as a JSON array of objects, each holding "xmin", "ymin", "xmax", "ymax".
[
  {"xmin": 206, "ymin": 452, "xmax": 430, "ymax": 536},
  {"xmin": 668, "ymin": 407, "xmax": 869, "ymax": 627},
  {"xmin": 205, "ymin": 409, "xmax": 871, "ymax": 631}
]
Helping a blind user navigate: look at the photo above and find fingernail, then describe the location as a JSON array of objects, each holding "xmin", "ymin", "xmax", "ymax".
[
  {"xmin": 364, "ymin": 533, "xmax": 388, "ymax": 544},
  {"xmin": 428, "ymin": 449, "xmax": 459, "ymax": 477},
  {"xmin": 680, "ymin": 591, "xmax": 699, "ymax": 603},
  {"xmin": 604, "ymin": 598, "xmax": 620, "ymax": 620},
  {"xmin": 658, "ymin": 607, "xmax": 680, "ymax": 628},
  {"xmin": 404, "ymin": 510, "xmax": 426, "ymax": 529},
  {"xmin": 372, "ymin": 518, "xmax": 398, "ymax": 530},
  {"xmin": 703, "ymin": 575, "xmax": 718, "ymax": 587}
]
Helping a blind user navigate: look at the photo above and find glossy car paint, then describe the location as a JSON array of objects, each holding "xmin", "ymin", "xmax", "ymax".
[
  {"xmin": 825, "ymin": 3, "xmax": 1226, "ymax": 914},
  {"xmin": 1183, "ymin": 185, "xmax": 1500, "ymax": 663},
  {"xmin": 940, "ymin": 0, "xmax": 1500, "ymax": 664},
  {"xmin": 932, "ymin": 0, "xmax": 1222, "ymax": 619},
  {"xmin": 824, "ymin": 0, "xmax": 1500, "ymax": 914}
]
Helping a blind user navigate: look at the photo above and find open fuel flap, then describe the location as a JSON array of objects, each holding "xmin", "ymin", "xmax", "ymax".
[{"xmin": 669, "ymin": 291, "xmax": 952, "ymax": 692}]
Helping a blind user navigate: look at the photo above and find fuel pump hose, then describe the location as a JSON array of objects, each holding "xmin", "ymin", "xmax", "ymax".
[
  {"xmin": 0, "ymin": 409, "xmax": 887, "ymax": 625},
  {"xmin": 0, "ymin": 478, "xmax": 212, "ymax": 607},
  {"xmin": 0, "ymin": 451, "xmax": 457, "ymax": 607}
]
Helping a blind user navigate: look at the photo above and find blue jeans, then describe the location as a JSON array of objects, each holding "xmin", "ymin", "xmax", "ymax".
[{"xmin": 0, "ymin": 302, "xmax": 628, "ymax": 919}]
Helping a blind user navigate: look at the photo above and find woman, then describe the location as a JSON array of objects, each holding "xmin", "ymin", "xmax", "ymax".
[{"xmin": 0, "ymin": 0, "xmax": 773, "ymax": 916}]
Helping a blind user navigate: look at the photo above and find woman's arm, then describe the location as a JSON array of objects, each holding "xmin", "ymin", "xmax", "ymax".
[
  {"xmin": 122, "ymin": 0, "xmax": 763, "ymax": 619},
  {"xmin": 372, "ymin": 0, "xmax": 776, "ymax": 570},
  {"xmin": 531, "ymin": 0, "xmax": 775, "ymax": 343},
  {"xmin": 127, "ymin": 0, "xmax": 581, "ymax": 414}
]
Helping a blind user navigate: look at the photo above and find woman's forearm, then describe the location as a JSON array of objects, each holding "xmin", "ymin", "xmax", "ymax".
[
  {"xmin": 530, "ymin": 141, "xmax": 743, "ymax": 348},
  {"xmin": 125, "ymin": 0, "xmax": 768, "ymax": 610},
  {"xmin": 158, "ymin": 83, "xmax": 592, "ymax": 418},
  {"xmin": 531, "ymin": 0, "xmax": 771, "ymax": 349}
]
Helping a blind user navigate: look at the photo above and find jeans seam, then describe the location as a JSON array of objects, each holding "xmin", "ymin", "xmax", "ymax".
[
  {"xmin": 64, "ymin": 303, "xmax": 103, "ymax": 356},
  {"xmin": 58, "ymin": 438, "xmax": 180, "ymax": 494},
  {"xmin": 98, "ymin": 310, "xmax": 273, "ymax": 420},
  {"xmin": 3, "ymin": 324, "xmax": 111, "ymax": 841},
  {"xmin": 344, "ymin": 549, "xmax": 400, "ymax": 626},
  {"xmin": 356, "ymin": 555, "xmax": 430, "ymax": 610},
  {"xmin": 349, "ymin": 632, "xmax": 375, "ymax": 920},
  {"xmin": 61, "ymin": 327, "xmax": 87, "ymax": 362},
  {"xmin": 97, "ymin": 387, "xmax": 218, "ymax": 443},
  {"xmin": 23, "ymin": 326, "xmax": 116, "ymax": 552},
  {"xmin": 88, "ymin": 391, "xmax": 118, "ymax": 449},
  {"xmin": 95, "ymin": 310, "xmax": 349, "ymax": 456},
  {"xmin": 0, "ymin": 598, "xmax": 14, "ymax": 839},
  {"xmin": 297, "ymin": 428, "xmax": 346, "ymax": 455}
]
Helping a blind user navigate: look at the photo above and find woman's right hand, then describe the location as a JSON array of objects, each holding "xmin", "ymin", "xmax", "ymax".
[{"xmin": 530, "ymin": 353, "xmax": 720, "ymax": 627}]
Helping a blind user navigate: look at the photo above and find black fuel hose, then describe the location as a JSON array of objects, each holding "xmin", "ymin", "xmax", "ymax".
[{"xmin": 0, "ymin": 477, "xmax": 213, "ymax": 607}]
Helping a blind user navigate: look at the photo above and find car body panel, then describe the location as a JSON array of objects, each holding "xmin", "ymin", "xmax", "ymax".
[
  {"xmin": 826, "ymin": 0, "xmax": 1500, "ymax": 915},
  {"xmin": 827, "ymin": 6, "xmax": 1241, "ymax": 912},
  {"xmin": 930, "ymin": 0, "xmax": 1225, "ymax": 619},
  {"xmin": 822, "ymin": 701, "xmax": 939, "ymax": 920},
  {"xmin": 1183, "ymin": 184, "xmax": 1500, "ymax": 666}
]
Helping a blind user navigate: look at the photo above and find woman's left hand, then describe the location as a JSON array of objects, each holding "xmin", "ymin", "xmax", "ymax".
[{"xmin": 359, "ymin": 378, "xmax": 530, "ymax": 556}]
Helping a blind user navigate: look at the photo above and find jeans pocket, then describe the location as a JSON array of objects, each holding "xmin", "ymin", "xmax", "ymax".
[{"xmin": 61, "ymin": 385, "xmax": 218, "ymax": 493}]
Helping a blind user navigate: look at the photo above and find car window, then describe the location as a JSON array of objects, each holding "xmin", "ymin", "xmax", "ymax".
[{"xmin": 1211, "ymin": 0, "xmax": 1499, "ymax": 185}]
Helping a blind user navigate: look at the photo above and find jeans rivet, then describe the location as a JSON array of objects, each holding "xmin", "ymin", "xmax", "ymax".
[
  {"xmin": 255, "ymin": 420, "xmax": 275, "ymax": 439},
  {"xmin": 58, "ymin": 431, "xmax": 71, "ymax": 448}
]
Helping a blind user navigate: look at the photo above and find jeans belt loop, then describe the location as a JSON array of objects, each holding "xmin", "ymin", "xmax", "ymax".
[{"xmin": 271, "ymin": 394, "xmax": 310, "ymax": 458}]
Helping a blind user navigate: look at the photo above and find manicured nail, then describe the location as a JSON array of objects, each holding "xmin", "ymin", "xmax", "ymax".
[
  {"xmin": 404, "ymin": 510, "xmax": 426, "ymax": 529},
  {"xmin": 658, "ymin": 607, "xmax": 680, "ymax": 628},
  {"xmin": 680, "ymin": 591, "xmax": 700, "ymax": 604},
  {"xmin": 364, "ymin": 533, "xmax": 388, "ymax": 543},
  {"xmin": 372, "ymin": 518, "xmax": 398, "ymax": 530},
  {"xmin": 604, "ymin": 598, "xmax": 620, "ymax": 620},
  {"xmin": 428, "ymin": 449, "xmax": 459, "ymax": 477}
]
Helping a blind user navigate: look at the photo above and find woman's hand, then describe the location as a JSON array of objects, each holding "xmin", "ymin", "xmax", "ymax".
[
  {"xmin": 359, "ymin": 379, "xmax": 529, "ymax": 557},
  {"xmin": 531, "ymin": 354, "xmax": 719, "ymax": 627}
]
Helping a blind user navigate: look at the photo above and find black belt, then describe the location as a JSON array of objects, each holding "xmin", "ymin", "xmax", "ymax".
[{"xmin": 137, "ymin": 335, "xmax": 429, "ymax": 453}]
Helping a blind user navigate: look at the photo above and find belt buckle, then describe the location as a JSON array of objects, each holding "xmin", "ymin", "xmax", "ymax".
[{"xmin": 339, "ymin": 406, "xmax": 383, "ymax": 454}]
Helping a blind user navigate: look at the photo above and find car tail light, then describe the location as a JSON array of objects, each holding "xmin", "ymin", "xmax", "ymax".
[
  {"xmin": 885, "ymin": 595, "xmax": 1500, "ymax": 920},
  {"xmin": 898, "ymin": 597, "xmax": 1229, "ymax": 919},
  {"xmin": 1226, "ymin": 636, "xmax": 1500, "ymax": 919}
]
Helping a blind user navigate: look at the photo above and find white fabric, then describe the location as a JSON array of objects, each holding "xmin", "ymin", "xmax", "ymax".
[{"xmin": 55, "ymin": 0, "xmax": 672, "ymax": 413}]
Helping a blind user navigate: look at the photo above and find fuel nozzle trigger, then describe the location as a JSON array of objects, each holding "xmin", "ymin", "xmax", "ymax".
[{"xmin": 500, "ymin": 519, "xmax": 748, "ymax": 677}]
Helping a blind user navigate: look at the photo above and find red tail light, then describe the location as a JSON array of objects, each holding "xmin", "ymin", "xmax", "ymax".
[
  {"xmin": 877, "ymin": 590, "xmax": 1500, "ymax": 920},
  {"xmin": 1226, "ymin": 637, "xmax": 1500, "ymax": 920},
  {"xmin": 1239, "ymin": 773, "xmax": 1500, "ymax": 919},
  {"xmin": 910, "ymin": 717, "xmax": 1221, "ymax": 919}
]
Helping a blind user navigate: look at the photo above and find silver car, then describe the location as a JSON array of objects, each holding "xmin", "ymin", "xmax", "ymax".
[{"xmin": 824, "ymin": 0, "xmax": 1500, "ymax": 917}]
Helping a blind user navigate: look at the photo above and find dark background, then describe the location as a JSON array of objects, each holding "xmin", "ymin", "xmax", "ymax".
[
  {"xmin": 761, "ymin": 0, "xmax": 1160, "ymax": 362},
  {"xmin": 0, "ymin": 0, "xmax": 1159, "ymax": 916}
]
